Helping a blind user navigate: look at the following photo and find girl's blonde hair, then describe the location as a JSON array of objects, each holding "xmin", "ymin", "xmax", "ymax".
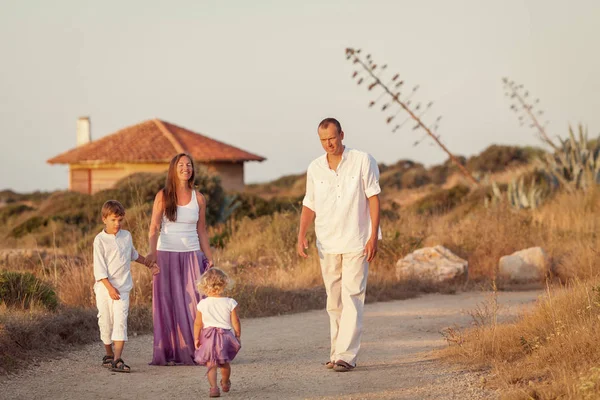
[{"xmin": 196, "ymin": 268, "xmax": 231, "ymax": 296}]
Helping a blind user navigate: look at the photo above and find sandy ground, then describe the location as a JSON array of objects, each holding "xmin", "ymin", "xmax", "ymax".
[{"xmin": 0, "ymin": 290, "xmax": 541, "ymax": 400}]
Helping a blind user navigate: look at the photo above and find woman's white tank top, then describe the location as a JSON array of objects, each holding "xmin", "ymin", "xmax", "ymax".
[{"xmin": 157, "ymin": 190, "xmax": 201, "ymax": 252}]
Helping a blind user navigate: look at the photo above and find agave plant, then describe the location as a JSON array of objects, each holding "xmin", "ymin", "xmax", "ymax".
[
  {"xmin": 486, "ymin": 177, "xmax": 546, "ymax": 210},
  {"xmin": 216, "ymin": 194, "xmax": 241, "ymax": 224},
  {"xmin": 538, "ymin": 125, "xmax": 600, "ymax": 193}
]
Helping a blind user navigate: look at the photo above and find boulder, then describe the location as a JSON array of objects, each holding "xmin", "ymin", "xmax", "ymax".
[
  {"xmin": 498, "ymin": 247, "xmax": 550, "ymax": 283},
  {"xmin": 396, "ymin": 246, "xmax": 468, "ymax": 283}
]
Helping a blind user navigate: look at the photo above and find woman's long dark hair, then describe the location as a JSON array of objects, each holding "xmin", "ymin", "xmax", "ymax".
[{"xmin": 163, "ymin": 153, "xmax": 195, "ymax": 222}]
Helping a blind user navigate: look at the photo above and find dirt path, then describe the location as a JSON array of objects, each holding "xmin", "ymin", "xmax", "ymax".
[{"xmin": 1, "ymin": 290, "xmax": 541, "ymax": 400}]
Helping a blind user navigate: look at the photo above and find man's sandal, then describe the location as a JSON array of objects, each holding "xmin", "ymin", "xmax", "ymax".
[
  {"xmin": 333, "ymin": 360, "xmax": 355, "ymax": 372},
  {"xmin": 325, "ymin": 361, "xmax": 335, "ymax": 369},
  {"xmin": 102, "ymin": 355, "xmax": 114, "ymax": 368},
  {"xmin": 111, "ymin": 358, "xmax": 131, "ymax": 373}
]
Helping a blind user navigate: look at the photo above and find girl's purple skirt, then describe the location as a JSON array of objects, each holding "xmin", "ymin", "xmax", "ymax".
[
  {"xmin": 194, "ymin": 327, "xmax": 241, "ymax": 366},
  {"xmin": 150, "ymin": 250, "xmax": 208, "ymax": 366}
]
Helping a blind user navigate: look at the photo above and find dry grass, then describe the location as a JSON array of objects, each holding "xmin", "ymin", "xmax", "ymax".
[
  {"xmin": 214, "ymin": 212, "xmax": 427, "ymax": 317},
  {"xmin": 0, "ymin": 305, "xmax": 97, "ymax": 374},
  {"xmin": 422, "ymin": 188, "xmax": 600, "ymax": 282},
  {"xmin": 442, "ymin": 281, "xmax": 600, "ymax": 399},
  {"xmin": 440, "ymin": 188, "xmax": 600, "ymax": 399},
  {"xmin": 2, "ymin": 184, "xmax": 599, "ymax": 389},
  {"xmin": 0, "ymin": 304, "xmax": 153, "ymax": 374}
]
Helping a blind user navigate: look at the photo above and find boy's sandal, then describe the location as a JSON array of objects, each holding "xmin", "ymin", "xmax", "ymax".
[
  {"xmin": 333, "ymin": 360, "xmax": 355, "ymax": 372},
  {"xmin": 209, "ymin": 387, "xmax": 221, "ymax": 398},
  {"xmin": 221, "ymin": 379, "xmax": 231, "ymax": 392},
  {"xmin": 325, "ymin": 361, "xmax": 335, "ymax": 369},
  {"xmin": 102, "ymin": 355, "xmax": 114, "ymax": 368},
  {"xmin": 111, "ymin": 358, "xmax": 131, "ymax": 373}
]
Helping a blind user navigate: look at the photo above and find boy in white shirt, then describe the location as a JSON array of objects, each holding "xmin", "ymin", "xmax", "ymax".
[{"xmin": 93, "ymin": 200, "xmax": 159, "ymax": 373}]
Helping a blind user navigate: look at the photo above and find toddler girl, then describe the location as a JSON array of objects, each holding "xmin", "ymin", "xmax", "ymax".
[{"xmin": 193, "ymin": 268, "xmax": 241, "ymax": 398}]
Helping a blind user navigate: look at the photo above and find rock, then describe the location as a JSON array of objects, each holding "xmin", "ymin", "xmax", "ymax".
[
  {"xmin": 396, "ymin": 246, "xmax": 468, "ymax": 283},
  {"xmin": 498, "ymin": 247, "xmax": 550, "ymax": 283}
]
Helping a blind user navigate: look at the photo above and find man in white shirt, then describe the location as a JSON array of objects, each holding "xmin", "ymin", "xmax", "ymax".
[{"xmin": 297, "ymin": 118, "xmax": 381, "ymax": 372}]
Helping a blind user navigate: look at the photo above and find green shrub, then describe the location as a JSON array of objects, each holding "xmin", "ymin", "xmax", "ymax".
[
  {"xmin": 381, "ymin": 201, "xmax": 400, "ymax": 221},
  {"xmin": 378, "ymin": 163, "xmax": 390, "ymax": 174},
  {"xmin": 412, "ymin": 185, "xmax": 471, "ymax": 215},
  {"xmin": 428, "ymin": 165, "xmax": 450, "ymax": 185},
  {"xmin": 401, "ymin": 167, "xmax": 431, "ymax": 189},
  {"xmin": 210, "ymin": 228, "xmax": 231, "ymax": 249},
  {"xmin": 0, "ymin": 203, "xmax": 34, "ymax": 224},
  {"xmin": 109, "ymin": 168, "xmax": 226, "ymax": 226},
  {"xmin": 0, "ymin": 271, "xmax": 59, "ymax": 311},
  {"xmin": 380, "ymin": 170, "xmax": 404, "ymax": 189},
  {"xmin": 467, "ymin": 145, "xmax": 531, "ymax": 173},
  {"xmin": 10, "ymin": 216, "xmax": 47, "ymax": 238},
  {"xmin": 232, "ymin": 193, "xmax": 302, "ymax": 219},
  {"xmin": 379, "ymin": 160, "xmax": 432, "ymax": 189},
  {"xmin": 7, "ymin": 168, "xmax": 229, "ymax": 242},
  {"xmin": 112, "ymin": 172, "xmax": 166, "ymax": 204},
  {"xmin": 268, "ymin": 173, "xmax": 305, "ymax": 189},
  {"xmin": 0, "ymin": 190, "xmax": 50, "ymax": 205}
]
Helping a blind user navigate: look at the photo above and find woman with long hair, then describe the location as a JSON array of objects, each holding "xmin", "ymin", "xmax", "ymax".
[{"xmin": 146, "ymin": 153, "xmax": 214, "ymax": 365}]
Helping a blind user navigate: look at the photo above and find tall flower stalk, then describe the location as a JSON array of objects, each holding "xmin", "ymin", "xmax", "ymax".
[
  {"xmin": 345, "ymin": 48, "xmax": 478, "ymax": 186},
  {"xmin": 502, "ymin": 77, "xmax": 560, "ymax": 152}
]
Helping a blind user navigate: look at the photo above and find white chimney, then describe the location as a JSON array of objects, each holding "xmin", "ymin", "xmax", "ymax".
[{"xmin": 77, "ymin": 117, "xmax": 91, "ymax": 147}]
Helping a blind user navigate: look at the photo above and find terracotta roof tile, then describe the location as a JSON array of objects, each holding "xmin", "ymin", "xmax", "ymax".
[{"xmin": 47, "ymin": 119, "xmax": 266, "ymax": 164}]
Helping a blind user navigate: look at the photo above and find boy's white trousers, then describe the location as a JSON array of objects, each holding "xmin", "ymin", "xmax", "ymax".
[{"xmin": 94, "ymin": 283, "xmax": 130, "ymax": 345}]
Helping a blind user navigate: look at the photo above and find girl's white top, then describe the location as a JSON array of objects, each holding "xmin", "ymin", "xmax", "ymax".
[
  {"xmin": 197, "ymin": 297, "xmax": 238, "ymax": 330},
  {"xmin": 157, "ymin": 190, "xmax": 201, "ymax": 252}
]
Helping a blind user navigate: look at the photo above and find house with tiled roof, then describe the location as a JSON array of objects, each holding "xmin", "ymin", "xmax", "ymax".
[{"xmin": 47, "ymin": 117, "xmax": 265, "ymax": 194}]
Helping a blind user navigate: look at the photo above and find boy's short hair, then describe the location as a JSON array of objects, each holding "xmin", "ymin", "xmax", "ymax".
[{"xmin": 101, "ymin": 200, "xmax": 126, "ymax": 219}]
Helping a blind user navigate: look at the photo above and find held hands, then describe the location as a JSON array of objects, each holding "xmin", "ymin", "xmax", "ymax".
[
  {"xmin": 148, "ymin": 263, "xmax": 160, "ymax": 276},
  {"xmin": 108, "ymin": 286, "xmax": 121, "ymax": 300},
  {"xmin": 364, "ymin": 238, "xmax": 378, "ymax": 262},
  {"xmin": 144, "ymin": 252, "xmax": 157, "ymax": 268},
  {"xmin": 195, "ymin": 338, "xmax": 201, "ymax": 349},
  {"xmin": 143, "ymin": 253, "xmax": 160, "ymax": 275},
  {"xmin": 297, "ymin": 236, "xmax": 309, "ymax": 258}
]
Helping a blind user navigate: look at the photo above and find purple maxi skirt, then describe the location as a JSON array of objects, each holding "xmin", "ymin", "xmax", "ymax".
[
  {"xmin": 194, "ymin": 327, "xmax": 241, "ymax": 366},
  {"xmin": 150, "ymin": 250, "xmax": 208, "ymax": 365}
]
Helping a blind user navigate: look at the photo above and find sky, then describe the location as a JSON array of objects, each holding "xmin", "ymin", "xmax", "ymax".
[{"xmin": 1, "ymin": 0, "xmax": 599, "ymax": 193}]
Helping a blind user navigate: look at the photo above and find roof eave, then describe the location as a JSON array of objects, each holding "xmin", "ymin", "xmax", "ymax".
[{"xmin": 47, "ymin": 157, "xmax": 266, "ymax": 165}]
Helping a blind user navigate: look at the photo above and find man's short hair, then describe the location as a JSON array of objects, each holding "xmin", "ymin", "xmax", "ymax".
[
  {"xmin": 101, "ymin": 200, "xmax": 126, "ymax": 219},
  {"xmin": 318, "ymin": 118, "xmax": 342, "ymax": 135}
]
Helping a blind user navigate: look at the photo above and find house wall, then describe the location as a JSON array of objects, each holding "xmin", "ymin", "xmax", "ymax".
[
  {"xmin": 68, "ymin": 162, "xmax": 245, "ymax": 194},
  {"xmin": 91, "ymin": 168, "xmax": 132, "ymax": 193},
  {"xmin": 69, "ymin": 163, "xmax": 169, "ymax": 194},
  {"xmin": 69, "ymin": 168, "xmax": 92, "ymax": 194}
]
